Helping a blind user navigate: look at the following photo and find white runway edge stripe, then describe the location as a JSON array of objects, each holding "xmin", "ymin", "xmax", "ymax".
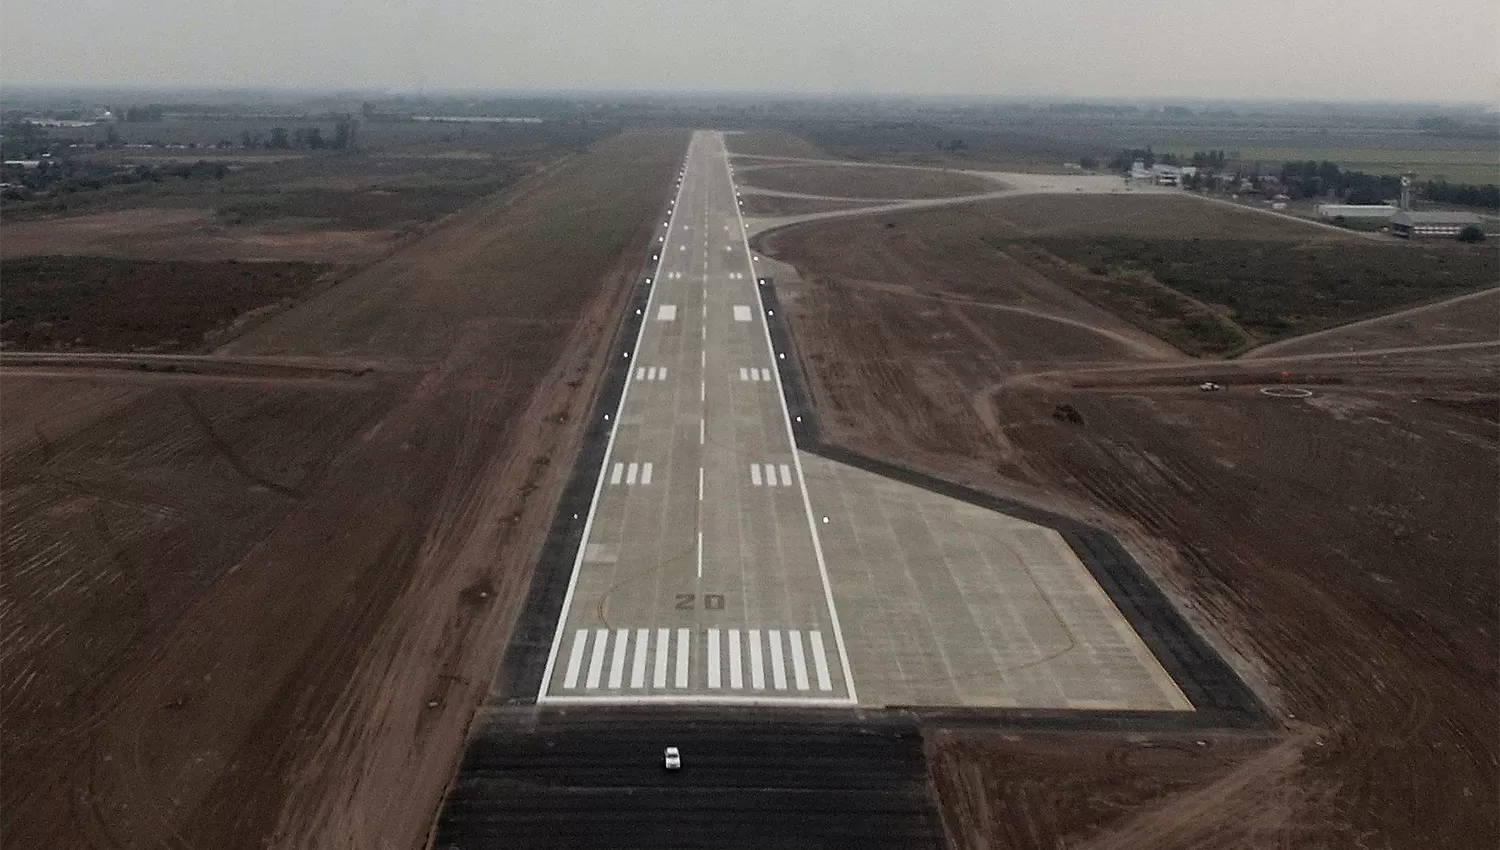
[
  {"xmin": 559, "ymin": 627, "xmax": 834, "ymax": 692},
  {"xmin": 533, "ymin": 135, "xmax": 696, "ymax": 703}
]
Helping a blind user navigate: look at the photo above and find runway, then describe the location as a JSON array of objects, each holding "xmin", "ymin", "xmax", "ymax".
[
  {"xmin": 538, "ymin": 131, "xmax": 855, "ymax": 704},
  {"xmin": 534, "ymin": 131, "xmax": 1208, "ymax": 714}
]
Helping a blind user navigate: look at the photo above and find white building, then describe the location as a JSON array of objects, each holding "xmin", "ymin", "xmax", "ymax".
[{"xmin": 1315, "ymin": 204, "xmax": 1398, "ymax": 220}]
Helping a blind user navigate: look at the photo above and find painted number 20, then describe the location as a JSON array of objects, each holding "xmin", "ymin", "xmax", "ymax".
[{"xmin": 674, "ymin": 593, "xmax": 726, "ymax": 610}]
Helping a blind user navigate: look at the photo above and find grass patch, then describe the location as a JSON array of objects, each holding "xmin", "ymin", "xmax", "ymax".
[{"xmin": 1011, "ymin": 237, "xmax": 1499, "ymax": 355}]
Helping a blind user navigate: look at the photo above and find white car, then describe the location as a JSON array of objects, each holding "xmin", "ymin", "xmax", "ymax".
[{"xmin": 663, "ymin": 746, "xmax": 682, "ymax": 771}]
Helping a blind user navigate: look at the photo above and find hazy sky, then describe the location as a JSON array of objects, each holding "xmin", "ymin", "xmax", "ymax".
[{"xmin": 4, "ymin": 0, "xmax": 1497, "ymax": 102}]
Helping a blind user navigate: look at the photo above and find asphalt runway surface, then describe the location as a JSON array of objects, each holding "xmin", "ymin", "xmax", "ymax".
[{"xmin": 434, "ymin": 711, "xmax": 942, "ymax": 850}]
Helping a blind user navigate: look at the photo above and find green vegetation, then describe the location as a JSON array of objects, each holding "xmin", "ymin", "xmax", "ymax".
[{"xmin": 1010, "ymin": 236, "xmax": 1499, "ymax": 356}]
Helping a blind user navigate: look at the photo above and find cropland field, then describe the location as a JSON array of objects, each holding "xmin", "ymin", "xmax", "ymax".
[
  {"xmin": 0, "ymin": 256, "xmax": 331, "ymax": 352},
  {"xmin": 737, "ymin": 163, "xmax": 996, "ymax": 199},
  {"xmin": 0, "ymin": 128, "xmax": 686, "ymax": 850},
  {"xmin": 759, "ymin": 189, "xmax": 1499, "ymax": 850}
]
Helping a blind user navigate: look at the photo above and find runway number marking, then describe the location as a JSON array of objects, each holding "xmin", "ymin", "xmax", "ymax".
[{"xmin": 673, "ymin": 593, "xmax": 725, "ymax": 610}]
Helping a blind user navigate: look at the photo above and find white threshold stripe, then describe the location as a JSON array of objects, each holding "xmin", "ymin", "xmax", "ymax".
[
  {"xmin": 722, "ymin": 133, "xmax": 859, "ymax": 704},
  {"xmin": 789, "ymin": 630, "xmax": 810, "ymax": 691},
  {"xmin": 707, "ymin": 628, "xmax": 721, "ymax": 689},
  {"xmin": 563, "ymin": 629, "xmax": 589, "ymax": 689},
  {"xmin": 653, "ymin": 627, "xmax": 670, "ymax": 688},
  {"xmin": 631, "ymin": 628, "xmax": 650, "ymax": 688},
  {"xmin": 675, "ymin": 628, "xmax": 691, "ymax": 688},
  {"xmin": 810, "ymin": 630, "xmax": 833, "ymax": 691},
  {"xmin": 768, "ymin": 629, "xmax": 787, "ymax": 690},
  {"xmin": 535, "ymin": 138, "xmax": 693, "ymax": 703},
  {"xmin": 608, "ymin": 628, "xmax": 629, "ymax": 689},
  {"xmin": 585, "ymin": 628, "xmax": 609, "ymax": 689},
  {"xmin": 749, "ymin": 629, "xmax": 765, "ymax": 690},
  {"xmin": 729, "ymin": 629, "xmax": 744, "ymax": 689}
]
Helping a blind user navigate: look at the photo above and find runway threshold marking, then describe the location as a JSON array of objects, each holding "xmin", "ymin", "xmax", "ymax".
[{"xmin": 558, "ymin": 627, "xmax": 836, "ymax": 695}]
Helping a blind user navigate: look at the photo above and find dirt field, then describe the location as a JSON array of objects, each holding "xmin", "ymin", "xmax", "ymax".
[
  {"xmin": 0, "ymin": 208, "xmax": 395, "ymax": 264},
  {"xmin": 737, "ymin": 163, "xmax": 996, "ymax": 199},
  {"xmin": 756, "ymin": 193, "xmax": 1495, "ymax": 357},
  {"xmin": 740, "ymin": 193, "xmax": 881, "ymax": 217},
  {"xmin": 0, "ymin": 128, "xmax": 686, "ymax": 849},
  {"xmin": 725, "ymin": 130, "xmax": 827, "ymax": 159},
  {"xmin": 1, "ymin": 256, "xmax": 332, "ymax": 352},
  {"xmin": 1246, "ymin": 287, "xmax": 1500, "ymax": 357},
  {"xmin": 762, "ymin": 196, "xmax": 1499, "ymax": 850}
]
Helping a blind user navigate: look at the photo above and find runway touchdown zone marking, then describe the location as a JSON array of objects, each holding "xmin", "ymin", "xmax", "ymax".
[
  {"xmin": 749, "ymin": 463, "xmax": 794, "ymax": 487},
  {"xmin": 738, "ymin": 367, "xmax": 773, "ymax": 382},
  {"xmin": 634, "ymin": 366, "xmax": 669, "ymax": 381},
  {"xmin": 608, "ymin": 462, "xmax": 654, "ymax": 486},
  {"xmin": 657, "ymin": 304, "xmax": 677, "ymax": 321}
]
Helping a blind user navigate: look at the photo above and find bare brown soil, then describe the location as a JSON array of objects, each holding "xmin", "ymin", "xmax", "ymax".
[
  {"xmin": 764, "ymin": 196, "xmax": 1500, "ymax": 850},
  {"xmin": 740, "ymin": 194, "xmax": 879, "ymax": 217},
  {"xmin": 0, "ymin": 208, "xmax": 395, "ymax": 264},
  {"xmin": 0, "ymin": 128, "xmax": 687, "ymax": 849},
  {"xmin": 739, "ymin": 164, "xmax": 996, "ymax": 199},
  {"xmin": 1247, "ymin": 287, "xmax": 1500, "ymax": 357},
  {"xmin": 725, "ymin": 131, "xmax": 827, "ymax": 159},
  {"xmin": 928, "ymin": 729, "xmax": 1293, "ymax": 850}
]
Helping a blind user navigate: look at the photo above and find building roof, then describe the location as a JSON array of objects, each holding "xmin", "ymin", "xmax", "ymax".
[{"xmin": 1391, "ymin": 211, "xmax": 1483, "ymax": 226}]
